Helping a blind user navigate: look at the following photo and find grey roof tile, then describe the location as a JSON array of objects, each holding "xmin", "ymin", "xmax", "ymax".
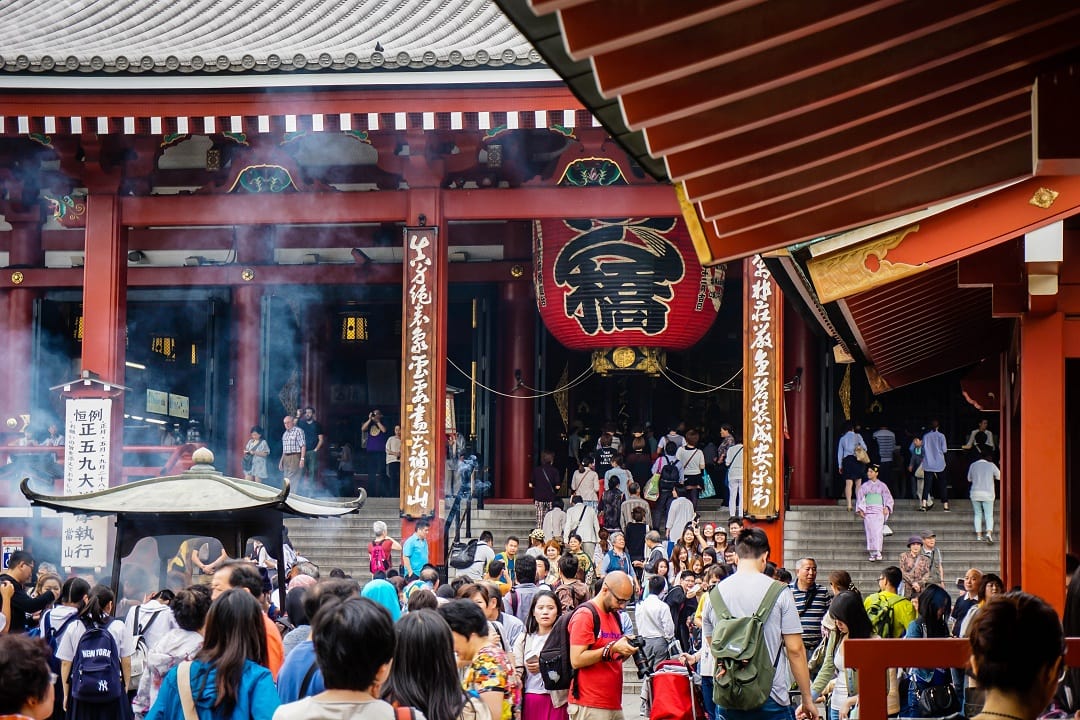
[{"xmin": 0, "ymin": 0, "xmax": 542, "ymax": 73}]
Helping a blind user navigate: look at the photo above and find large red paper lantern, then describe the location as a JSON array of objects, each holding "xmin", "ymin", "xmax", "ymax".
[{"xmin": 533, "ymin": 217, "xmax": 724, "ymax": 353}]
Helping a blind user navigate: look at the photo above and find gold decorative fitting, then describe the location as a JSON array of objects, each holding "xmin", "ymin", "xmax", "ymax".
[
  {"xmin": 1030, "ymin": 187, "xmax": 1059, "ymax": 209},
  {"xmin": 591, "ymin": 347, "xmax": 665, "ymax": 376},
  {"xmin": 241, "ymin": 268, "xmax": 255, "ymax": 281},
  {"xmin": 510, "ymin": 264, "xmax": 525, "ymax": 278},
  {"xmin": 10, "ymin": 271, "xmax": 24, "ymax": 285},
  {"xmin": 611, "ymin": 347, "xmax": 636, "ymax": 368},
  {"xmin": 807, "ymin": 225, "xmax": 924, "ymax": 304}
]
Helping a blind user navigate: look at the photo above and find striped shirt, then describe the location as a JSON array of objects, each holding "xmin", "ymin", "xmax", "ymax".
[
  {"xmin": 873, "ymin": 428, "xmax": 896, "ymax": 462},
  {"xmin": 788, "ymin": 582, "xmax": 831, "ymax": 652},
  {"xmin": 281, "ymin": 426, "xmax": 306, "ymax": 454}
]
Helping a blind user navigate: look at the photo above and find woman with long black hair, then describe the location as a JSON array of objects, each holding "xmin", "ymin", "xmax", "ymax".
[
  {"xmin": 382, "ymin": 609, "xmax": 490, "ymax": 720},
  {"xmin": 55, "ymin": 584, "xmax": 133, "ymax": 720},
  {"xmin": 146, "ymin": 589, "xmax": 278, "ymax": 720},
  {"xmin": 902, "ymin": 584, "xmax": 954, "ymax": 717},
  {"xmin": 811, "ymin": 591, "xmax": 899, "ymax": 719},
  {"xmin": 512, "ymin": 591, "xmax": 566, "ymax": 720}
]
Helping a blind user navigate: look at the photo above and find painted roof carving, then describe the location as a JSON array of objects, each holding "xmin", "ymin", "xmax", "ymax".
[{"xmin": 0, "ymin": 0, "xmax": 542, "ymax": 74}]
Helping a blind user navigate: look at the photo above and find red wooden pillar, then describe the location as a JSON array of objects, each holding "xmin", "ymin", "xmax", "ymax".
[
  {"xmin": 1000, "ymin": 349, "xmax": 1021, "ymax": 588},
  {"xmin": 81, "ymin": 193, "xmax": 127, "ymax": 486},
  {"xmin": 496, "ymin": 281, "xmax": 536, "ymax": 500},
  {"xmin": 496, "ymin": 226, "xmax": 535, "ymax": 501},
  {"xmin": 230, "ymin": 285, "xmax": 263, "ymax": 476},
  {"xmin": 783, "ymin": 301, "xmax": 821, "ymax": 502},
  {"xmin": 230, "ymin": 227, "xmax": 272, "ymax": 478},
  {"xmin": 400, "ymin": 187, "xmax": 448, "ymax": 564},
  {"xmin": 6, "ymin": 219, "xmax": 43, "ymax": 422},
  {"xmin": 1020, "ymin": 311, "xmax": 1065, "ymax": 611}
]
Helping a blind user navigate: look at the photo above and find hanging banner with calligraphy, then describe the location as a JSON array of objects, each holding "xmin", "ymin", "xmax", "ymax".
[
  {"xmin": 742, "ymin": 256, "xmax": 783, "ymax": 519},
  {"xmin": 400, "ymin": 227, "xmax": 442, "ymax": 519},
  {"xmin": 62, "ymin": 397, "xmax": 111, "ymax": 568},
  {"xmin": 533, "ymin": 218, "xmax": 725, "ymax": 351}
]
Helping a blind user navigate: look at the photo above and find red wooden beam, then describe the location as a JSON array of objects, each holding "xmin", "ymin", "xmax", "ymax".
[
  {"xmin": 0, "ymin": 261, "xmax": 527, "ymax": 289},
  {"xmin": 0, "ymin": 86, "xmax": 583, "ymax": 119},
  {"xmin": 619, "ymin": 0, "xmax": 1009, "ymax": 127},
  {"xmin": 640, "ymin": 18, "xmax": 1061, "ymax": 156},
  {"xmin": 701, "ymin": 137, "xmax": 1030, "ymax": 261},
  {"xmin": 117, "ymin": 187, "xmax": 679, "ymax": 227},
  {"xmin": 440, "ymin": 185, "xmax": 679, "ymax": 220},
  {"xmin": 560, "ymin": 0, "xmax": 762, "ymax": 61},
  {"xmin": 679, "ymin": 93, "xmax": 1028, "ymax": 201},
  {"xmin": 590, "ymin": 0, "xmax": 892, "ymax": 96},
  {"xmin": 698, "ymin": 111, "xmax": 1029, "ymax": 217},
  {"xmin": 707, "ymin": 125, "xmax": 1029, "ymax": 235}
]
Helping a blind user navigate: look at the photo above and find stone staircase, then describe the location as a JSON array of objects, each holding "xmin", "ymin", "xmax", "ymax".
[
  {"xmin": 284, "ymin": 497, "xmax": 542, "ymax": 582},
  {"xmin": 784, "ymin": 499, "xmax": 1001, "ymax": 595}
]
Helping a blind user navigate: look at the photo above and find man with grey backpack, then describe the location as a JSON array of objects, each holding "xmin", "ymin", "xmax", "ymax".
[{"xmin": 702, "ymin": 527, "xmax": 819, "ymax": 720}]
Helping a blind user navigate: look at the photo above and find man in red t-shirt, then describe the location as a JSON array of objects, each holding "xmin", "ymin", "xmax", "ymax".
[{"xmin": 569, "ymin": 570, "xmax": 639, "ymax": 720}]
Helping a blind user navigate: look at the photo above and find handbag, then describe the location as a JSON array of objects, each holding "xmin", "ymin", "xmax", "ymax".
[
  {"xmin": 854, "ymin": 445, "xmax": 871, "ymax": 464},
  {"xmin": 644, "ymin": 473, "xmax": 661, "ymax": 501},
  {"xmin": 700, "ymin": 469, "xmax": 716, "ymax": 499},
  {"xmin": 915, "ymin": 683, "xmax": 960, "ymax": 716},
  {"xmin": 883, "ymin": 523, "xmax": 893, "ymax": 536}
]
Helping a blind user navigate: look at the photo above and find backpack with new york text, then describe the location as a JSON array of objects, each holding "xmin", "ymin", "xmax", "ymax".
[
  {"xmin": 660, "ymin": 457, "xmax": 681, "ymax": 491},
  {"xmin": 70, "ymin": 622, "xmax": 125, "ymax": 703},
  {"xmin": 866, "ymin": 594, "xmax": 904, "ymax": 639},
  {"xmin": 709, "ymin": 582, "xmax": 785, "ymax": 711},
  {"xmin": 538, "ymin": 602, "xmax": 601, "ymax": 692}
]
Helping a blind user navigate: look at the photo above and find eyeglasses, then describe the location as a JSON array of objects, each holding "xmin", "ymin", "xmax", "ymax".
[{"xmin": 605, "ymin": 587, "xmax": 633, "ymax": 604}]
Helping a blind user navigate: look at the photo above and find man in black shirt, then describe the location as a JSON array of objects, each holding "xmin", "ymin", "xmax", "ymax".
[
  {"xmin": 299, "ymin": 406, "xmax": 325, "ymax": 489},
  {"xmin": 0, "ymin": 550, "xmax": 55, "ymax": 633}
]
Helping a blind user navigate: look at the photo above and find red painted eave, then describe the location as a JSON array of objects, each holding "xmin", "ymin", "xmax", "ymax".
[
  {"xmin": 505, "ymin": 0, "xmax": 1080, "ymax": 264},
  {"xmin": 842, "ymin": 263, "xmax": 1009, "ymax": 391}
]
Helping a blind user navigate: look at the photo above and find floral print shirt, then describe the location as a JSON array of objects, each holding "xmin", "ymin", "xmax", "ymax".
[{"xmin": 463, "ymin": 644, "xmax": 521, "ymax": 720}]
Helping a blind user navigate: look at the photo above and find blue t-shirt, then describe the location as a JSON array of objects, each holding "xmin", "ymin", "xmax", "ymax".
[
  {"xmin": 277, "ymin": 639, "xmax": 325, "ymax": 703},
  {"xmin": 402, "ymin": 532, "xmax": 429, "ymax": 574}
]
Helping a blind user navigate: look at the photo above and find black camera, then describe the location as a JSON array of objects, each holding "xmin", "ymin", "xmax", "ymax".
[{"xmin": 625, "ymin": 635, "xmax": 650, "ymax": 678}]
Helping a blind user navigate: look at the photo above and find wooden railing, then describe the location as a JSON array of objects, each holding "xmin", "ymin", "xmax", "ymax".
[{"xmin": 845, "ymin": 637, "xmax": 1080, "ymax": 720}]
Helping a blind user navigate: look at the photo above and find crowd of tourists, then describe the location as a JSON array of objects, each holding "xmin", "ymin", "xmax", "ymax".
[{"xmin": 1, "ymin": 521, "xmax": 1077, "ymax": 720}]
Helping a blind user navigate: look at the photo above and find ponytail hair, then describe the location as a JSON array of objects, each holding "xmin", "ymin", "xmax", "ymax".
[{"xmin": 77, "ymin": 584, "xmax": 115, "ymax": 626}]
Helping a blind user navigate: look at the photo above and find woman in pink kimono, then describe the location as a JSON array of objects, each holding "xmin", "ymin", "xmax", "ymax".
[{"xmin": 856, "ymin": 463, "xmax": 894, "ymax": 562}]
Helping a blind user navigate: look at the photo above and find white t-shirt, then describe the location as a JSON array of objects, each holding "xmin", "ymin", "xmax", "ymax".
[
  {"xmin": 666, "ymin": 497, "xmax": 695, "ymax": 541},
  {"xmin": 703, "ymin": 571, "xmax": 802, "ymax": 707},
  {"xmin": 725, "ymin": 443, "xmax": 745, "ymax": 479},
  {"xmin": 465, "ymin": 542, "xmax": 496, "ymax": 581},
  {"xmin": 385, "ymin": 435, "xmax": 402, "ymax": 465},
  {"xmin": 55, "ymin": 617, "xmax": 135, "ymax": 662},
  {"xmin": 273, "ymin": 697, "xmax": 398, "ymax": 720},
  {"xmin": 967, "ymin": 459, "xmax": 1000, "ymax": 502},
  {"xmin": 675, "ymin": 446, "xmax": 705, "ymax": 478},
  {"xmin": 40, "ymin": 604, "xmax": 79, "ymax": 636}
]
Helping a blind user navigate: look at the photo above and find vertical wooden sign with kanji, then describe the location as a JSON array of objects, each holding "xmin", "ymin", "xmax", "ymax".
[{"xmin": 742, "ymin": 256, "xmax": 784, "ymax": 519}]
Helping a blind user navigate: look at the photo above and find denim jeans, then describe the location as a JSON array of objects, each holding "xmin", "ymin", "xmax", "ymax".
[
  {"xmin": 701, "ymin": 677, "xmax": 715, "ymax": 720},
  {"xmin": 716, "ymin": 698, "xmax": 795, "ymax": 720},
  {"xmin": 973, "ymin": 500, "xmax": 994, "ymax": 534}
]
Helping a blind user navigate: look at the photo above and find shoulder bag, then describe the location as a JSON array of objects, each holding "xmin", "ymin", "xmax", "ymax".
[{"xmin": 178, "ymin": 661, "xmax": 199, "ymax": 720}]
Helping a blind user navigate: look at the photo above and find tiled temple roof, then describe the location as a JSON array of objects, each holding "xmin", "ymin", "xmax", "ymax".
[{"xmin": 0, "ymin": 0, "xmax": 542, "ymax": 74}]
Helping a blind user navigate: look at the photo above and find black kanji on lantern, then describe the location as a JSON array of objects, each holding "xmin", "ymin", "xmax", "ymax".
[{"xmin": 553, "ymin": 218, "xmax": 684, "ymax": 336}]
